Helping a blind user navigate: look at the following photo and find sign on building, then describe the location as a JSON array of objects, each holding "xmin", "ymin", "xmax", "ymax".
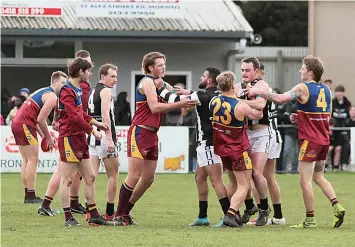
[
  {"xmin": 75, "ymin": 0, "xmax": 182, "ymax": 18},
  {"xmin": 0, "ymin": 0, "xmax": 62, "ymax": 17}
]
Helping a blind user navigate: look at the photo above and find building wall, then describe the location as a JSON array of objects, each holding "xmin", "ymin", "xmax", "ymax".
[{"xmin": 309, "ymin": 1, "xmax": 355, "ymax": 102}]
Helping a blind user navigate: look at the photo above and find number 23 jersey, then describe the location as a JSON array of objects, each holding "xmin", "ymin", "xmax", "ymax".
[
  {"xmin": 297, "ymin": 81, "xmax": 331, "ymax": 145},
  {"xmin": 209, "ymin": 95, "xmax": 250, "ymax": 158}
]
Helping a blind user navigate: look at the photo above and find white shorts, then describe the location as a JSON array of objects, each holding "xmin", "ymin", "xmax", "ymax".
[
  {"xmin": 196, "ymin": 145, "xmax": 222, "ymax": 167},
  {"xmin": 247, "ymin": 126, "xmax": 273, "ymax": 154},
  {"xmin": 268, "ymin": 130, "xmax": 282, "ymax": 159},
  {"xmin": 89, "ymin": 145, "xmax": 119, "ymax": 160}
]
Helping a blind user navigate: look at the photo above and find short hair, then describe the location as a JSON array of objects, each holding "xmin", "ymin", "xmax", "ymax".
[
  {"xmin": 303, "ymin": 55, "xmax": 324, "ymax": 83},
  {"xmin": 334, "ymin": 85, "xmax": 345, "ymax": 92},
  {"xmin": 260, "ymin": 62, "xmax": 265, "ymax": 71},
  {"xmin": 205, "ymin": 67, "xmax": 221, "ymax": 83},
  {"xmin": 241, "ymin": 57, "xmax": 260, "ymax": 70},
  {"xmin": 75, "ymin": 50, "xmax": 90, "ymax": 59},
  {"xmin": 99, "ymin": 63, "xmax": 118, "ymax": 79},
  {"xmin": 216, "ymin": 71, "xmax": 236, "ymax": 92},
  {"xmin": 324, "ymin": 79, "xmax": 332, "ymax": 84},
  {"xmin": 273, "ymin": 88, "xmax": 281, "ymax": 94},
  {"xmin": 51, "ymin": 71, "xmax": 67, "ymax": 84},
  {"xmin": 349, "ymin": 105, "xmax": 355, "ymax": 111},
  {"xmin": 15, "ymin": 95, "xmax": 26, "ymax": 108},
  {"xmin": 142, "ymin": 52, "xmax": 166, "ymax": 75},
  {"xmin": 67, "ymin": 58, "xmax": 92, "ymax": 78}
]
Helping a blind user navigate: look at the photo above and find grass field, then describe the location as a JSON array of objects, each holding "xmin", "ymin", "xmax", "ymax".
[{"xmin": 1, "ymin": 172, "xmax": 354, "ymax": 247}]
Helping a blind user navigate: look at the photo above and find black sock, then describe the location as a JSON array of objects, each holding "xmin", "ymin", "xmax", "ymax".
[
  {"xmin": 306, "ymin": 210, "xmax": 314, "ymax": 217},
  {"xmin": 198, "ymin": 201, "xmax": 208, "ymax": 218},
  {"xmin": 330, "ymin": 198, "xmax": 339, "ymax": 206},
  {"xmin": 260, "ymin": 198, "xmax": 269, "ymax": 210},
  {"xmin": 244, "ymin": 198, "xmax": 254, "ymax": 210},
  {"xmin": 257, "ymin": 204, "xmax": 261, "ymax": 209},
  {"xmin": 219, "ymin": 197, "xmax": 230, "ymax": 215},
  {"xmin": 106, "ymin": 202, "xmax": 115, "ymax": 216},
  {"xmin": 273, "ymin": 203, "xmax": 283, "ymax": 219}
]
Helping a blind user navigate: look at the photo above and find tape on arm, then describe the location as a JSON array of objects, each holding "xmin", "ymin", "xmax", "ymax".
[{"xmin": 289, "ymin": 91, "xmax": 296, "ymax": 100}]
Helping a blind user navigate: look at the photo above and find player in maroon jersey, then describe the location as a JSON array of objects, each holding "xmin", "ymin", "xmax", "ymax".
[
  {"xmin": 46, "ymin": 50, "xmax": 93, "ymax": 216},
  {"xmin": 209, "ymin": 71, "xmax": 262, "ymax": 227},
  {"xmin": 246, "ymin": 55, "xmax": 346, "ymax": 228},
  {"xmin": 11, "ymin": 71, "xmax": 67, "ymax": 203},
  {"xmin": 113, "ymin": 52, "xmax": 196, "ymax": 226},
  {"xmin": 57, "ymin": 58, "xmax": 109, "ymax": 226}
]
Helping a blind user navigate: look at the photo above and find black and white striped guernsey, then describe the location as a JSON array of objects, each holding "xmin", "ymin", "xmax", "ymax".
[{"xmin": 87, "ymin": 83, "xmax": 117, "ymax": 146}]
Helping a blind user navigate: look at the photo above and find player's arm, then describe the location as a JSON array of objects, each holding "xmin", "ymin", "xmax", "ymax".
[
  {"xmin": 234, "ymin": 102, "xmax": 263, "ymax": 120},
  {"xmin": 60, "ymin": 87, "xmax": 93, "ymax": 135},
  {"xmin": 100, "ymin": 88, "xmax": 114, "ymax": 144},
  {"xmin": 142, "ymin": 78, "xmax": 196, "ymax": 114},
  {"xmin": 154, "ymin": 80, "xmax": 195, "ymax": 104},
  {"xmin": 35, "ymin": 124, "xmax": 45, "ymax": 139},
  {"xmin": 37, "ymin": 93, "xmax": 57, "ymax": 142},
  {"xmin": 81, "ymin": 83, "xmax": 91, "ymax": 113},
  {"xmin": 238, "ymin": 80, "xmax": 269, "ymax": 110}
]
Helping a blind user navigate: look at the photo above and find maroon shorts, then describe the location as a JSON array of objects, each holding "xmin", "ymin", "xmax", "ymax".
[
  {"xmin": 127, "ymin": 125, "xmax": 158, "ymax": 161},
  {"xmin": 58, "ymin": 134, "xmax": 89, "ymax": 163},
  {"xmin": 11, "ymin": 122, "xmax": 38, "ymax": 146},
  {"xmin": 221, "ymin": 150, "xmax": 252, "ymax": 171},
  {"xmin": 298, "ymin": 139, "xmax": 329, "ymax": 162}
]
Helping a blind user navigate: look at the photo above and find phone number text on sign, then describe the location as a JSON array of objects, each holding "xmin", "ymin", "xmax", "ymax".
[{"xmin": 0, "ymin": 7, "xmax": 61, "ymax": 16}]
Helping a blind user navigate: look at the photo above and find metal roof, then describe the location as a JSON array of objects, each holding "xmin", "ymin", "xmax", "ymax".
[{"xmin": 1, "ymin": 1, "xmax": 253, "ymax": 40}]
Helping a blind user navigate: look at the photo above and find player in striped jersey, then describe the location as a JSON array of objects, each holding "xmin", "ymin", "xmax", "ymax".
[
  {"xmin": 246, "ymin": 55, "xmax": 346, "ymax": 228},
  {"xmin": 87, "ymin": 63, "xmax": 119, "ymax": 221}
]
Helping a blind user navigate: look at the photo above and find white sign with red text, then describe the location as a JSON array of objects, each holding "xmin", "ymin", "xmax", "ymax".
[
  {"xmin": 75, "ymin": 0, "xmax": 183, "ymax": 18},
  {"xmin": 0, "ymin": 126, "xmax": 189, "ymax": 173},
  {"xmin": 0, "ymin": 0, "xmax": 62, "ymax": 17}
]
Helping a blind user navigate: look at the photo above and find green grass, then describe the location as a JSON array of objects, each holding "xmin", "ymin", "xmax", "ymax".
[{"xmin": 1, "ymin": 172, "xmax": 354, "ymax": 247}]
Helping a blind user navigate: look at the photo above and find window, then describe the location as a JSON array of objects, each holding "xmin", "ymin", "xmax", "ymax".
[
  {"xmin": 1, "ymin": 40, "xmax": 15, "ymax": 58},
  {"xmin": 23, "ymin": 41, "xmax": 74, "ymax": 58}
]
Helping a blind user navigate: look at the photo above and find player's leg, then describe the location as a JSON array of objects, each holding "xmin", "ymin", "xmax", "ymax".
[
  {"xmin": 263, "ymin": 158, "xmax": 285, "ymax": 224},
  {"xmin": 69, "ymin": 171, "xmax": 86, "ymax": 214},
  {"xmin": 313, "ymin": 158, "xmax": 346, "ymax": 228},
  {"xmin": 38, "ymin": 157, "xmax": 61, "ymax": 216},
  {"xmin": 60, "ymin": 161, "xmax": 79, "ymax": 226},
  {"xmin": 18, "ymin": 146, "xmax": 29, "ymax": 202},
  {"xmin": 333, "ymin": 145, "xmax": 341, "ymax": 169},
  {"xmin": 103, "ymin": 153, "xmax": 119, "ymax": 220},
  {"xmin": 77, "ymin": 158, "xmax": 107, "ymax": 226},
  {"xmin": 226, "ymin": 170, "xmax": 237, "ymax": 200},
  {"xmin": 20, "ymin": 144, "xmax": 42, "ymax": 203},
  {"xmin": 189, "ymin": 165, "xmax": 209, "ymax": 226}
]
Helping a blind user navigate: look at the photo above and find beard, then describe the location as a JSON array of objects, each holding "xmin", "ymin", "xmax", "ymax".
[{"xmin": 198, "ymin": 82, "xmax": 207, "ymax": 89}]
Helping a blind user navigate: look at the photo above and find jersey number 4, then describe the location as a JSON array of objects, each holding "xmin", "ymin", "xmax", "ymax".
[
  {"xmin": 88, "ymin": 89, "xmax": 95, "ymax": 113},
  {"xmin": 316, "ymin": 88, "xmax": 327, "ymax": 111},
  {"xmin": 211, "ymin": 97, "xmax": 232, "ymax": 125}
]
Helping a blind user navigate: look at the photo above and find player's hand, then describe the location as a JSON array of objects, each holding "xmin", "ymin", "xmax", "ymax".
[
  {"xmin": 93, "ymin": 130, "xmax": 102, "ymax": 140},
  {"xmin": 47, "ymin": 137, "xmax": 56, "ymax": 151},
  {"xmin": 290, "ymin": 113, "xmax": 298, "ymax": 124},
  {"xmin": 174, "ymin": 86, "xmax": 190, "ymax": 95},
  {"xmin": 97, "ymin": 122, "xmax": 109, "ymax": 131},
  {"xmin": 52, "ymin": 120, "xmax": 59, "ymax": 131},
  {"xmin": 243, "ymin": 86, "xmax": 260, "ymax": 98},
  {"xmin": 180, "ymin": 97, "xmax": 198, "ymax": 108},
  {"xmin": 154, "ymin": 78, "xmax": 164, "ymax": 90},
  {"xmin": 107, "ymin": 139, "xmax": 115, "ymax": 154}
]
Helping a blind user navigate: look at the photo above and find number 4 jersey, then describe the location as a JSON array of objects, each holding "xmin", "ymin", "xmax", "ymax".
[
  {"xmin": 297, "ymin": 81, "xmax": 331, "ymax": 145},
  {"xmin": 209, "ymin": 95, "xmax": 250, "ymax": 158}
]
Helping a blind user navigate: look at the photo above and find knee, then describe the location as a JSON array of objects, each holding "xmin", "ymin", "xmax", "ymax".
[
  {"xmin": 264, "ymin": 173, "xmax": 275, "ymax": 184},
  {"xmin": 143, "ymin": 175, "xmax": 155, "ymax": 187},
  {"xmin": 62, "ymin": 174, "xmax": 74, "ymax": 187},
  {"xmin": 84, "ymin": 174, "xmax": 96, "ymax": 185},
  {"xmin": 210, "ymin": 177, "xmax": 223, "ymax": 189},
  {"xmin": 252, "ymin": 169, "xmax": 263, "ymax": 180},
  {"xmin": 335, "ymin": 146, "xmax": 342, "ymax": 153},
  {"xmin": 27, "ymin": 156, "xmax": 38, "ymax": 164},
  {"xmin": 195, "ymin": 173, "xmax": 207, "ymax": 185}
]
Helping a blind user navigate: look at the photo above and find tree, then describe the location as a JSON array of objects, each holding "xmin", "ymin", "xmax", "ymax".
[{"xmin": 236, "ymin": 1, "xmax": 308, "ymax": 46}]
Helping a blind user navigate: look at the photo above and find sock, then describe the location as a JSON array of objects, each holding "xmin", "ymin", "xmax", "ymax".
[
  {"xmin": 123, "ymin": 201, "xmax": 135, "ymax": 216},
  {"xmin": 85, "ymin": 201, "xmax": 89, "ymax": 211},
  {"xmin": 306, "ymin": 210, "xmax": 314, "ymax": 218},
  {"xmin": 42, "ymin": 196, "xmax": 53, "ymax": 209},
  {"xmin": 70, "ymin": 196, "xmax": 80, "ymax": 209},
  {"xmin": 219, "ymin": 197, "xmax": 230, "ymax": 215},
  {"xmin": 88, "ymin": 203, "xmax": 100, "ymax": 218},
  {"xmin": 106, "ymin": 202, "xmax": 115, "ymax": 216},
  {"xmin": 24, "ymin": 188, "xmax": 28, "ymax": 197},
  {"xmin": 115, "ymin": 182, "xmax": 134, "ymax": 217},
  {"xmin": 27, "ymin": 190, "xmax": 36, "ymax": 199},
  {"xmin": 260, "ymin": 197, "xmax": 269, "ymax": 210},
  {"xmin": 330, "ymin": 198, "xmax": 339, "ymax": 206},
  {"xmin": 273, "ymin": 203, "xmax": 283, "ymax": 219},
  {"xmin": 244, "ymin": 198, "xmax": 254, "ymax": 210},
  {"xmin": 64, "ymin": 207, "xmax": 73, "ymax": 221},
  {"xmin": 198, "ymin": 201, "xmax": 208, "ymax": 218},
  {"xmin": 257, "ymin": 204, "xmax": 261, "ymax": 209},
  {"xmin": 227, "ymin": 208, "xmax": 238, "ymax": 217}
]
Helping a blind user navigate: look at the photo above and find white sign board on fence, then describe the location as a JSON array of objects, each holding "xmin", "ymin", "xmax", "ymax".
[
  {"xmin": 0, "ymin": 0, "xmax": 62, "ymax": 17},
  {"xmin": 75, "ymin": 0, "xmax": 183, "ymax": 18},
  {"xmin": 0, "ymin": 126, "xmax": 189, "ymax": 174}
]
